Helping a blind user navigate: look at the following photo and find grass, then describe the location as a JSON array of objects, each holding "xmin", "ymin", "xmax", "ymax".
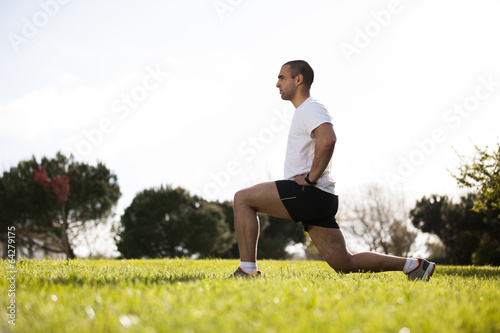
[{"xmin": 1, "ymin": 259, "xmax": 500, "ymax": 332}]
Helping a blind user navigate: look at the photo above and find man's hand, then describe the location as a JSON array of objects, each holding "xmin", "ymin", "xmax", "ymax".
[{"xmin": 293, "ymin": 173, "xmax": 311, "ymax": 186}]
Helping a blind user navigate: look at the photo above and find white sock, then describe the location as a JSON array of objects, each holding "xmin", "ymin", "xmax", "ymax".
[
  {"xmin": 403, "ymin": 258, "xmax": 419, "ymax": 274},
  {"xmin": 240, "ymin": 261, "xmax": 257, "ymax": 275}
]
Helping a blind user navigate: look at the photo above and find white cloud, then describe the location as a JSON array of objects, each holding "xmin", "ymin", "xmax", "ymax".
[{"xmin": 0, "ymin": 85, "xmax": 106, "ymax": 140}]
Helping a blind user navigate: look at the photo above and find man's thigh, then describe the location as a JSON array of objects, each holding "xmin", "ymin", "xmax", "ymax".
[{"xmin": 235, "ymin": 181, "xmax": 292, "ymax": 220}]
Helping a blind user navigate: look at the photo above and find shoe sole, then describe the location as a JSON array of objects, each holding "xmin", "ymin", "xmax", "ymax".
[
  {"xmin": 229, "ymin": 267, "xmax": 263, "ymax": 278},
  {"xmin": 423, "ymin": 263, "xmax": 436, "ymax": 281}
]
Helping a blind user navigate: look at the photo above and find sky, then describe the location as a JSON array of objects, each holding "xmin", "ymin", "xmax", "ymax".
[{"xmin": 1, "ymin": 0, "xmax": 499, "ymax": 257}]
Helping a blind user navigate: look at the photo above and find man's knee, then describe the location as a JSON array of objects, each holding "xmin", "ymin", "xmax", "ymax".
[
  {"xmin": 234, "ymin": 184, "xmax": 263, "ymax": 207},
  {"xmin": 321, "ymin": 252, "xmax": 349, "ymax": 272},
  {"xmin": 316, "ymin": 245, "xmax": 354, "ymax": 273},
  {"xmin": 234, "ymin": 182, "xmax": 285, "ymax": 217},
  {"xmin": 328, "ymin": 260, "xmax": 353, "ymax": 274},
  {"xmin": 233, "ymin": 188, "xmax": 257, "ymax": 213},
  {"xmin": 233, "ymin": 189, "xmax": 248, "ymax": 207}
]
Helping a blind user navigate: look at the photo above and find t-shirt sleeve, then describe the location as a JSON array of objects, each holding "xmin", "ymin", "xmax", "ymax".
[{"xmin": 302, "ymin": 103, "xmax": 333, "ymax": 138}]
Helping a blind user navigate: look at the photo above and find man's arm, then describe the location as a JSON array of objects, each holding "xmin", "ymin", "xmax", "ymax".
[{"xmin": 294, "ymin": 123, "xmax": 336, "ymax": 186}]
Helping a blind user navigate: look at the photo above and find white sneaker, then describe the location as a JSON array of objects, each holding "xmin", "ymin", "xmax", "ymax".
[{"xmin": 406, "ymin": 258, "xmax": 436, "ymax": 281}]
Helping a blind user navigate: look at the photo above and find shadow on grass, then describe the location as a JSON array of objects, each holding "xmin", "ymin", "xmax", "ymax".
[
  {"xmin": 11, "ymin": 259, "xmax": 227, "ymax": 286},
  {"xmin": 13, "ymin": 268, "xmax": 218, "ymax": 286},
  {"xmin": 37, "ymin": 275, "xmax": 212, "ymax": 286},
  {"xmin": 437, "ymin": 266, "xmax": 500, "ymax": 278}
]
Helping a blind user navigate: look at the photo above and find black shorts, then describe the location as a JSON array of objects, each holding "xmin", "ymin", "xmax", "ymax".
[{"xmin": 275, "ymin": 180, "xmax": 339, "ymax": 232}]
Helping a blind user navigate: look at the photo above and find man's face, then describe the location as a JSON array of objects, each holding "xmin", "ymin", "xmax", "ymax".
[{"xmin": 276, "ymin": 65, "xmax": 297, "ymax": 101}]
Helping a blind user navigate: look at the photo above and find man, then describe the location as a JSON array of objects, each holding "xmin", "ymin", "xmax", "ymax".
[{"xmin": 231, "ymin": 60, "xmax": 435, "ymax": 281}]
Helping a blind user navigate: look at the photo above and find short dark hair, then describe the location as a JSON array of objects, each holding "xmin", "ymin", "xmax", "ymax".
[{"xmin": 283, "ymin": 60, "xmax": 314, "ymax": 89}]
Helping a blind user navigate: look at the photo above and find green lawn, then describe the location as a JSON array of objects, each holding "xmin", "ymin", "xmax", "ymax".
[{"xmin": 1, "ymin": 259, "xmax": 499, "ymax": 332}]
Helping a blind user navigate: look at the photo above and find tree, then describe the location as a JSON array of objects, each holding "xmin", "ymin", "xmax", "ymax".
[
  {"xmin": 450, "ymin": 143, "xmax": 500, "ymax": 264},
  {"xmin": 33, "ymin": 164, "xmax": 71, "ymax": 257},
  {"xmin": 1, "ymin": 158, "xmax": 58, "ymax": 258},
  {"xmin": 184, "ymin": 202, "xmax": 234, "ymax": 257},
  {"xmin": 64, "ymin": 158, "xmax": 121, "ymax": 258},
  {"xmin": 117, "ymin": 186, "xmax": 192, "ymax": 258},
  {"xmin": 453, "ymin": 143, "xmax": 500, "ymax": 217},
  {"xmin": 0, "ymin": 153, "xmax": 121, "ymax": 259},
  {"xmin": 409, "ymin": 194, "xmax": 490, "ymax": 265},
  {"xmin": 116, "ymin": 186, "xmax": 235, "ymax": 258},
  {"xmin": 257, "ymin": 216, "xmax": 305, "ymax": 259},
  {"xmin": 340, "ymin": 183, "xmax": 418, "ymax": 257},
  {"xmin": 214, "ymin": 200, "xmax": 239, "ymax": 259},
  {"xmin": 453, "ymin": 143, "xmax": 500, "ymax": 265}
]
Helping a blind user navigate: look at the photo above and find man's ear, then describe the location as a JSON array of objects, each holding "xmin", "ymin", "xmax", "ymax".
[{"xmin": 295, "ymin": 74, "xmax": 304, "ymax": 86}]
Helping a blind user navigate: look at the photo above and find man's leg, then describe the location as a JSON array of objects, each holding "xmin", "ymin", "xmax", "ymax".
[
  {"xmin": 308, "ymin": 226, "xmax": 406, "ymax": 273},
  {"xmin": 233, "ymin": 181, "xmax": 292, "ymax": 263}
]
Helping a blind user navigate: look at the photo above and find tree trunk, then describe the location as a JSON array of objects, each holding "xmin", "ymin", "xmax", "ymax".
[
  {"xmin": 1, "ymin": 237, "xmax": 7, "ymax": 259},
  {"xmin": 61, "ymin": 203, "xmax": 76, "ymax": 259}
]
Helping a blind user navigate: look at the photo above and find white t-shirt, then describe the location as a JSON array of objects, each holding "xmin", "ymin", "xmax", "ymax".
[{"xmin": 284, "ymin": 97, "xmax": 336, "ymax": 195}]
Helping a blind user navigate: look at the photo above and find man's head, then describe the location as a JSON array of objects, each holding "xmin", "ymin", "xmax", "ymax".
[
  {"xmin": 276, "ymin": 60, "xmax": 314, "ymax": 102},
  {"xmin": 284, "ymin": 60, "xmax": 314, "ymax": 89}
]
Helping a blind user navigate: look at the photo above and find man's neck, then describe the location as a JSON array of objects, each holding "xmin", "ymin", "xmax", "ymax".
[{"xmin": 291, "ymin": 92, "xmax": 311, "ymax": 109}]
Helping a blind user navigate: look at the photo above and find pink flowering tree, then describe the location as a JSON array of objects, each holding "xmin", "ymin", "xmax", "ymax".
[
  {"xmin": 33, "ymin": 165, "xmax": 71, "ymax": 203},
  {"xmin": 0, "ymin": 153, "xmax": 120, "ymax": 259},
  {"xmin": 33, "ymin": 165, "xmax": 71, "ymax": 257}
]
